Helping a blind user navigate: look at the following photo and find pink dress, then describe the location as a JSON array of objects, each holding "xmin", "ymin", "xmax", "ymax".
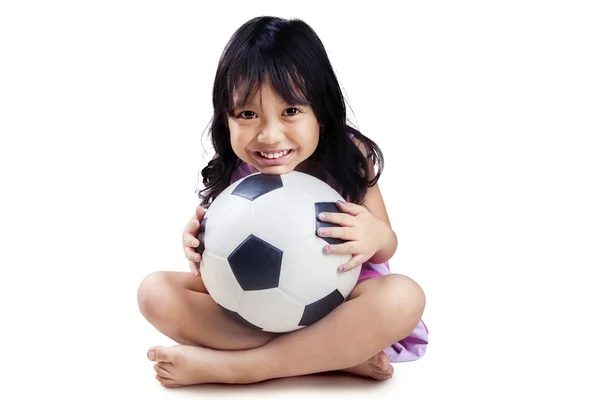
[{"xmin": 230, "ymin": 162, "xmax": 429, "ymax": 363}]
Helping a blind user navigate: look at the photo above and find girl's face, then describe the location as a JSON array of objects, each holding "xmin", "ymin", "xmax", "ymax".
[{"xmin": 228, "ymin": 83, "xmax": 320, "ymax": 175}]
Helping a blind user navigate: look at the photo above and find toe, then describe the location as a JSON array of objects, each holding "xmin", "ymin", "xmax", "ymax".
[
  {"xmin": 374, "ymin": 366, "xmax": 394, "ymax": 381},
  {"xmin": 381, "ymin": 372, "xmax": 393, "ymax": 380},
  {"xmin": 154, "ymin": 362, "xmax": 172, "ymax": 378},
  {"xmin": 162, "ymin": 379, "xmax": 182, "ymax": 388},
  {"xmin": 148, "ymin": 345, "xmax": 172, "ymax": 362},
  {"xmin": 376, "ymin": 352, "xmax": 391, "ymax": 369},
  {"xmin": 155, "ymin": 374, "xmax": 181, "ymax": 388}
]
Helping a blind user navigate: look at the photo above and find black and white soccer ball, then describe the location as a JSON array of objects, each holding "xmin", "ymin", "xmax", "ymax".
[{"xmin": 197, "ymin": 171, "xmax": 360, "ymax": 333}]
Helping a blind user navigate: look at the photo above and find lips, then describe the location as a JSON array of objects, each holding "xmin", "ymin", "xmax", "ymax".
[
  {"xmin": 252, "ymin": 149, "xmax": 295, "ymax": 165},
  {"xmin": 257, "ymin": 149, "xmax": 290, "ymax": 159}
]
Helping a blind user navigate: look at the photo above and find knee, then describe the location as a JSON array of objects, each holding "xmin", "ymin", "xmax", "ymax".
[
  {"xmin": 378, "ymin": 274, "xmax": 426, "ymax": 330},
  {"xmin": 137, "ymin": 271, "xmax": 174, "ymax": 323}
]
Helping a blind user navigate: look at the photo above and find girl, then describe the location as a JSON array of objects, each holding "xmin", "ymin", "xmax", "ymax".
[{"xmin": 137, "ymin": 15, "xmax": 428, "ymax": 387}]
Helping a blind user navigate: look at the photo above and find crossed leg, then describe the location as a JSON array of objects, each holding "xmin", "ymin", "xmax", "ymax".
[{"xmin": 137, "ymin": 271, "xmax": 425, "ymax": 386}]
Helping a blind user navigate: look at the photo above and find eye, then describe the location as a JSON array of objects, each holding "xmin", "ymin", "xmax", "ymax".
[
  {"xmin": 283, "ymin": 108, "xmax": 300, "ymax": 116},
  {"xmin": 237, "ymin": 111, "xmax": 257, "ymax": 119}
]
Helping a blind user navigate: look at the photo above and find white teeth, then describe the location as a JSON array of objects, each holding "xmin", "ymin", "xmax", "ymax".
[{"xmin": 260, "ymin": 149, "xmax": 289, "ymax": 159}]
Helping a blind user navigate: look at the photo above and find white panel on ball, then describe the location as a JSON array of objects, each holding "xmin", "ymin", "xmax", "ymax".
[
  {"xmin": 279, "ymin": 237, "xmax": 350, "ymax": 304},
  {"xmin": 250, "ymin": 186, "xmax": 315, "ymax": 251},
  {"xmin": 336, "ymin": 265, "xmax": 361, "ymax": 298},
  {"xmin": 199, "ymin": 251, "xmax": 243, "ymax": 311},
  {"xmin": 238, "ymin": 288, "xmax": 305, "ymax": 333},
  {"xmin": 203, "ymin": 194, "xmax": 254, "ymax": 258},
  {"xmin": 281, "ymin": 171, "xmax": 344, "ymax": 203}
]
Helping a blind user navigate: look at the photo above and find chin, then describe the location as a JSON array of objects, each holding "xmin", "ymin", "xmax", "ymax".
[{"xmin": 255, "ymin": 164, "xmax": 297, "ymax": 175}]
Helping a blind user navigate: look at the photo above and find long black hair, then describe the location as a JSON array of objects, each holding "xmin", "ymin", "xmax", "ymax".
[{"xmin": 198, "ymin": 16, "xmax": 384, "ymax": 208}]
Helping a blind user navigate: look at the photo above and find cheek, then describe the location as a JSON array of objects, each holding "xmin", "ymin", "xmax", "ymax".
[
  {"xmin": 228, "ymin": 125, "xmax": 256, "ymax": 163},
  {"xmin": 296, "ymin": 120, "xmax": 320, "ymax": 150},
  {"xmin": 229, "ymin": 133, "xmax": 244, "ymax": 154},
  {"xmin": 227, "ymin": 128, "xmax": 242, "ymax": 153},
  {"xmin": 305, "ymin": 128, "xmax": 320, "ymax": 152},
  {"xmin": 227, "ymin": 123, "xmax": 243, "ymax": 145}
]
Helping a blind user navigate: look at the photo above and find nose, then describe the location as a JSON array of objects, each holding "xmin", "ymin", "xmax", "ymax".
[{"xmin": 257, "ymin": 122, "xmax": 285, "ymax": 144}]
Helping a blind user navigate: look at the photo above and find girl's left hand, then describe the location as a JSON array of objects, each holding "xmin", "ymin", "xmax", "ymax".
[{"xmin": 317, "ymin": 200, "xmax": 392, "ymax": 271}]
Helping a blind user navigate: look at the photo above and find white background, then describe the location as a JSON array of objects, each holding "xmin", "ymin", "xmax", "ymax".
[{"xmin": 1, "ymin": 1, "xmax": 599, "ymax": 399}]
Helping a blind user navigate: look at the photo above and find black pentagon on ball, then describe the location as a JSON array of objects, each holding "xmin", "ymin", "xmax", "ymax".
[
  {"xmin": 232, "ymin": 173, "xmax": 283, "ymax": 201},
  {"xmin": 315, "ymin": 202, "xmax": 347, "ymax": 245},
  {"xmin": 299, "ymin": 289, "xmax": 345, "ymax": 326},
  {"xmin": 218, "ymin": 304, "xmax": 262, "ymax": 330},
  {"xmin": 227, "ymin": 234, "xmax": 283, "ymax": 290}
]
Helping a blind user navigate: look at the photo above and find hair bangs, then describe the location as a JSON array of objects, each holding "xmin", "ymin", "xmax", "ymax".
[{"xmin": 225, "ymin": 44, "xmax": 311, "ymax": 115}]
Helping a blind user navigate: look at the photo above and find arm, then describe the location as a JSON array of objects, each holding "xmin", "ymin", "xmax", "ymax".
[
  {"xmin": 317, "ymin": 138, "xmax": 398, "ymax": 270},
  {"xmin": 352, "ymin": 137, "xmax": 398, "ymax": 264}
]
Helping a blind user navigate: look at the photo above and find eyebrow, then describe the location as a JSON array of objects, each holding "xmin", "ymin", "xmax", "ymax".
[{"xmin": 233, "ymin": 98, "xmax": 307, "ymax": 110}]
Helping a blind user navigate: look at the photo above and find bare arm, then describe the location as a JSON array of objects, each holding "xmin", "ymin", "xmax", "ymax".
[{"xmin": 352, "ymin": 137, "xmax": 398, "ymax": 264}]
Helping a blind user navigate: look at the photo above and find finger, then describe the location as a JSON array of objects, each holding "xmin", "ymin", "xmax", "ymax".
[
  {"xmin": 185, "ymin": 247, "xmax": 201, "ymax": 263},
  {"xmin": 335, "ymin": 200, "xmax": 367, "ymax": 216},
  {"xmin": 183, "ymin": 233, "xmax": 200, "ymax": 248},
  {"xmin": 337, "ymin": 255, "xmax": 365, "ymax": 272},
  {"xmin": 189, "ymin": 260, "xmax": 200, "ymax": 276},
  {"xmin": 182, "ymin": 218, "xmax": 200, "ymax": 244},
  {"xmin": 317, "ymin": 226, "xmax": 355, "ymax": 241},
  {"xmin": 323, "ymin": 241, "xmax": 359, "ymax": 256},
  {"xmin": 318, "ymin": 210, "xmax": 355, "ymax": 227}
]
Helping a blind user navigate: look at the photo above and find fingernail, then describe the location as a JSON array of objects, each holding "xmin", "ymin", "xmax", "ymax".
[
  {"xmin": 193, "ymin": 240, "xmax": 200, "ymax": 247},
  {"xmin": 339, "ymin": 266, "xmax": 345, "ymax": 271},
  {"xmin": 318, "ymin": 229, "xmax": 325, "ymax": 236},
  {"xmin": 147, "ymin": 350, "xmax": 155, "ymax": 360},
  {"xmin": 318, "ymin": 213, "xmax": 326, "ymax": 220},
  {"xmin": 325, "ymin": 245, "xmax": 331, "ymax": 252},
  {"xmin": 338, "ymin": 199, "xmax": 345, "ymax": 204}
]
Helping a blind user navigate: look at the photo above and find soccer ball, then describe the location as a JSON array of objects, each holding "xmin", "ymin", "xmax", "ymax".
[{"xmin": 197, "ymin": 171, "xmax": 360, "ymax": 333}]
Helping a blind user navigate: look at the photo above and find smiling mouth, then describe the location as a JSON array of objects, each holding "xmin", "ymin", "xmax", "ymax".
[{"xmin": 255, "ymin": 149, "xmax": 292, "ymax": 160}]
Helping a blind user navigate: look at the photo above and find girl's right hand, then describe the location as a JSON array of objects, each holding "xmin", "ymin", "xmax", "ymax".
[{"xmin": 182, "ymin": 205, "xmax": 206, "ymax": 276}]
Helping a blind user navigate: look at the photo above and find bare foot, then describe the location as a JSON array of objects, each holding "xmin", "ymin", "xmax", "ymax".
[
  {"xmin": 340, "ymin": 351, "xmax": 394, "ymax": 381},
  {"xmin": 148, "ymin": 345, "xmax": 240, "ymax": 387},
  {"xmin": 148, "ymin": 345, "xmax": 393, "ymax": 388}
]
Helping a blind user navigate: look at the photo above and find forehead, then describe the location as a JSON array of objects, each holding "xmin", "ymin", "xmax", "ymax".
[
  {"xmin": 232, "ymin": 84, "xmax": 281, "ymax": 106},
  {"xmin": 230, "ymin": 76, "xmax": 310, "ymax": 111}
]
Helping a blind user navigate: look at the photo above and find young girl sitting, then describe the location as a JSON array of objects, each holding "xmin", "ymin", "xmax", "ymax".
[{"xmin": 137, "ymin": 15, "xmax": 428, "ymax": 387}]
